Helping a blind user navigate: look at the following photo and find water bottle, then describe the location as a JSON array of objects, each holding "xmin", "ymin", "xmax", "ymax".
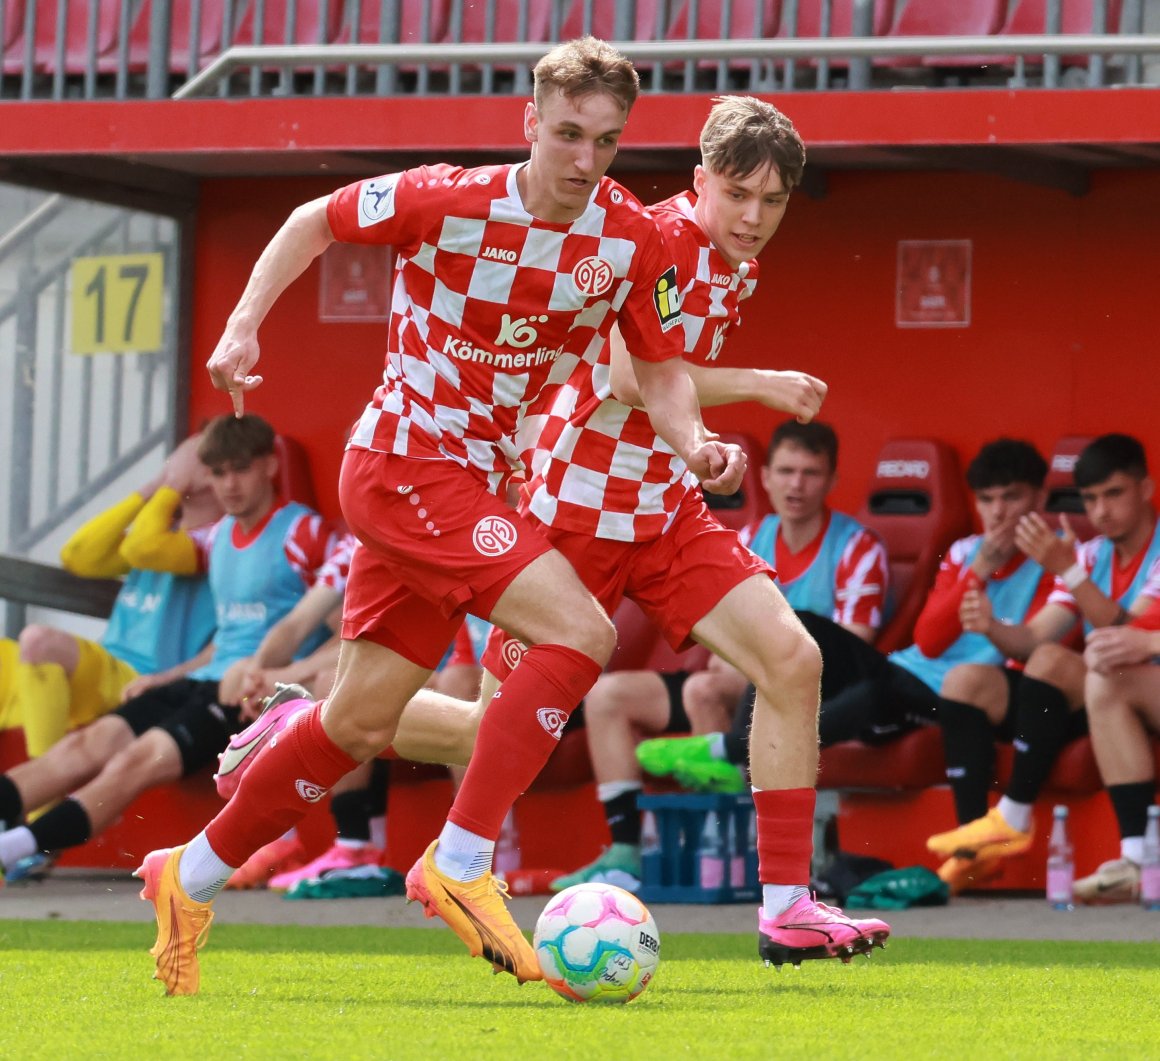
[
  {"xmin": 494, "ymin": 809, "xmax": 520, "ymax": 881},
  {"xmin": 698, "ymin": 811, "xmax": 725, "ymax": 890},
  {"xmin": 640, "ymin": 809, "xmax": 661, "ymax": 888},
  {"xmin": 729, "ymin": 811, "xmax": 747, "ymax": 889},
  {"xmin": 1046, "ymin": 804, "xmax": 1074, "ymax": 911},
  {"xmin": 1141, "ymin": 805, "xmax": 1160, "ymax": 911}
]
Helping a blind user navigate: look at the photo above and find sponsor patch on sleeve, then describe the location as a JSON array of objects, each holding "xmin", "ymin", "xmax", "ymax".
[
  {"xmin": 653, "ymin": 265, "xmax": 681, "ymax": 332},
  {"xmin": 357, "ymin": 173, "xmax": 402, "ymax": 228}
]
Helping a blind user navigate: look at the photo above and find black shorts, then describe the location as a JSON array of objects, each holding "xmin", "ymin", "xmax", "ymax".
[
  {"xmin": 659, "ymin": 670, "xmax": 693, "ymax": 733},
  {"xmin": 114, "ymin": 677, "xmax": 243, "ymax": 776}
]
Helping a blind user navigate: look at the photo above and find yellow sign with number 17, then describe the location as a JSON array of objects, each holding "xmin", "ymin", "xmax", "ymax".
[{"xmin": 70, "ymin": 252, "xmax": 164, "ymax": 354}]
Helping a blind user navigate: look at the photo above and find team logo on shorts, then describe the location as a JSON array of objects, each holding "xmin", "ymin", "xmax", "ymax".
[
  {"xmin": 295, "ymin": 779, "xmax": 328, "ymax": 803},
  {"xmin": 357, "ymin": 174, "xmax": 401, "ymax": 228},
  {"xmin": 653, "ymin": 266, "xmax": 682, "ymax": 332},
  {"xmin": 501, "ymin": 637, "xmax": 528, "ymax": 670},
  {"xmin": 572, "ymin": 256, "xmax": 615, "ymax": 297},
  {"xmin": 472, "ymin": 515, "xmax": 518, "ymax": 556},
  {"xmin": 536, "ymin": 707, "xmax": 568, "ymax": 740}
]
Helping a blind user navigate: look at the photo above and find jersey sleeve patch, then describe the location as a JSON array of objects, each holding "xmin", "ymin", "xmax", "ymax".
[
  {"xmin": 653, "ymin": 265, "xmax": 681, "ymax": 332},
  {"xmin": 358, "ymin": 173, "xmax": 402, "ymax": 228}
]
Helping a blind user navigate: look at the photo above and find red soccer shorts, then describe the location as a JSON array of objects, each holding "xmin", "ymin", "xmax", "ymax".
[
  {"xmin": 481, "ymin": 489, "xmax": 774, "ymax": 679},
  {"xmin": 339, "ymin": 446, "xmax": 553, "ymax": 669}
]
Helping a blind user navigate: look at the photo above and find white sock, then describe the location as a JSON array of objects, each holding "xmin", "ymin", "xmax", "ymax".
[
  {"xmin": 434, "ymin": 821, "xmax": 495, "ymax": 882},
  {"xmin": 707, "ymin": 732, "xmax": 727, "ymax": 760},
  {"xmin": 336, "ymin": 838, "xmax": 372, "ymax": 850},
  {"xmin": 369, "ymin": 815, "xmax": 386, "ymax": 849},
  {"xmin": 597, "ymin": 780, "xmax": 642, "ymax": 802},
  {"xmin": 996, "ymin": 797, "xmax": 1033, "ymax": 834},
  {"xmin": 0, "ymin": 826, "xmax": 37, "ymax": 871},
  {"xmin": 1122, "ymin": 836, "xmax": 1145, "ymax": 865},
  {"xmin": 762, "ymin": 883, "xmax": 809, "ymax": 919},
  {"xmin": 178, "ymin": 831, "xmax": 235, "ymax": 903}
]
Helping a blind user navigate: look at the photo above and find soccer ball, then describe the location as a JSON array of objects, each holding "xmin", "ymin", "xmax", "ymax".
[{"xmin": 533, "ymin": 882, "xmax": 660, "ymax": 1003}]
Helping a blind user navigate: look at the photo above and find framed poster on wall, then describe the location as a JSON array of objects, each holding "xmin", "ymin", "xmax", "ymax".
[
  {"xmin": 896, "ymin": 239, "xmax": 971, "ymax": 328},
  {"xmin": 319, "ymin": 242, "xmax": 392, "ymax": 322}
]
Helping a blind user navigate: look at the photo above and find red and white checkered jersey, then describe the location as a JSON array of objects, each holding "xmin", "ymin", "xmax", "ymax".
[
  {"xmin": 326, "ymin": 163, "xmax": 683, "ymax": 495},
  {"xmin": 526, "ymin": 191, "xmax": 759, "ymax": 541}
]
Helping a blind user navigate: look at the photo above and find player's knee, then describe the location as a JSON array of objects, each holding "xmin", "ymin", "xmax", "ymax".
[
  {"xmin": 74, "ymin": 715, "xmax": 132, "ymax": 763},
  {"xmin": 1023, "ymin": 641, "xmax": 1075, "ymax": 682},
  {"xmin": 566, "ymin": 605, "xmax": 616, "ymax": 667},
  {"xmin": 942, "ymin": 664, "xmax": 990, "ymax": 706},
  {"xmin": 584, "ymin": 676, "xmax": 622, "ymax": 723},
  {"xmin": 1082, "ymin": 671, "xmax": 1118, "ymax": 719},
  {"xmin": 17, "ymin": 625, "xmax": 71, "ymax": 665}
]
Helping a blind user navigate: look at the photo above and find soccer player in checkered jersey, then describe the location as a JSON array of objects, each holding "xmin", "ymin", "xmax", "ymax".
[
  {"xmin": 475, "ymin": 96, "xmax": 891, "ymax": 965},
  {"xmin": 139, "ymin": 38, "xmax": 746, "ymax": 994}
]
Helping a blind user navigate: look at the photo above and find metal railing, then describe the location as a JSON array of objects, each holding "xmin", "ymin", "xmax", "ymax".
[{"xmin": 0, "ymin": 0, "xmax": 1153, "ymax": 101}]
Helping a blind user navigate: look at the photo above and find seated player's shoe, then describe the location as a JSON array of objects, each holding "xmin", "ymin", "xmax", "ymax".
[
  {"xmin": 135, "ymin": 846, "xmax": 214, "ymax": 996},
  {"xmin": 758, "ymin": 894, "xmax": 891, "ymax": 969},
  {"xmin": 674, "ymin": 759, "xmax": 747, "ymax": 794},
  {"xmin": 5, "ymin": 851, "xmax": 57, "ymax": 883},
  {"xmin": 214, "ymin": 683, "xmax": 313, "ymax": 800},
  {"xmin": 269, "ymin": 841, "xmax": 383, "ymax": 892},
  {"xmin": 1073, "ymin": 858, "xmax": 1141, "ymax": 905},
  {"xmin": 224, "ymin": 834, "xmax": 309, "ymax": 890},
  {"xmin": 285, "ymin": 864, "xmax": 406, "ymax": 900},
  {"xmin": 405, "ymin": 840, "xmax": 542, "ymax": 983},
  {"xmin": 926, "ymin": 807, "xmax": 1034, "ymax": 860},
  {"xmin": 636, "ymin": 734, "xmax": 715, "ymax": 778},
  {"xmin": 936, "ymin": 854, "xmax": 1003, "ymax": 896},
  {"xmin": 549, "ymin": 842, "xmax": 642, "ymax": 894}
]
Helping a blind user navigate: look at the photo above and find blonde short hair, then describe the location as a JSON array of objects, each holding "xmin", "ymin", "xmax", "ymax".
[{"xmin": 533, "ymin": 37, "xmax": 639, "ymax": 114}]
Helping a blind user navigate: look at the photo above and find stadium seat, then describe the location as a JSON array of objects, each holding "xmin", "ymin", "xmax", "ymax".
[
  {"xmin": 233, "ymin": 0, "xmax": 346, "ymax": 47},
  {"xmin": 920, "ymin": 0, "xmax": 1123, "ymax": 72},
  {"xmin": 777, "ymin": 0, "xmax": 894, "ymax": 37},
  {"xmin": 606, "ymin": 597, "xmax": 710, "ymax": 675},
  {"xmin": 664, "ymin": 0, "xmax": 780, "ymax": 79},
  {"xmin": 819, "ymin": 725, "xmax": 945, "ymax": 790},
  {"xmin": 855, "ymin": 438, "xmax": 973, "ymax": 653},
  {"xmin": 877, "ymin": 0, "xmax": 1005, "ymax": 68},
  {"xmin": 343, "ymin": 0, "xmax": 450, "ymax": 45},
  {"xmin": 2, "ymin": 1, "xmax": 23, "ymax": 51},
  {"xmin": 702, "ymin": 431, "xmax": 771, "ymax": 533},
  {"xmin": 96, "ymin": 0, "xmax": 237, "ymax": 78},
  {"xmin": 1044, "ymin": 435, "xmax": 1095, "ymax": 541},
  {"xmin": 273, "ymin": 433, "xmax": 319, "ymax": 509},
  {"xmin": 560, "ymin": 0, "xmax": 663, "ymax": 40},
  {"xmin": 2, "ymin": 0, "xmax": 121, "ymax": 77}
]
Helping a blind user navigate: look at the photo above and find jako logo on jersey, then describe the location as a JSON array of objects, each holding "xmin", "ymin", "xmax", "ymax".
[
  {"xmin": 472, "ymin": 516, "xmax": 518, "ymax": 556},
  {"xmin": 877, "ymin": 459, "xmax": 930, "ymax": 479},
  {"xmin": 573, "ymin": 256, "xmax": 615, "ymax": 297},
  {"xmin": 482, "ymin": 246, "xmax": 518, "ymax": 263},
  {"xmin": 295, "ymin": 779, "xmax": 328, "ymax": 803},
  {"xmin": 536, "ymin": 707, "xmax": 568, "ymax": 740},
  {"xmin": 443, "ymin": 336, "xmax": 564, "ymax": 369},
  {"xmin": 653, "ymin": 266, "xmax": 682, "ymax": 332},
  {"xmin": 501, "ymin": 637, "xmax": 527, "ymax": 670},
  {"xmin": 710, "ymin": 272, "xmax": 732, "ymax": 286},
  {"xmin": 357, "ymin": 175, "xmax": 400, "ymax": 227},
  {"xmin": 496, "ymin": 313, "xmax": 548, "ymax": 348}
]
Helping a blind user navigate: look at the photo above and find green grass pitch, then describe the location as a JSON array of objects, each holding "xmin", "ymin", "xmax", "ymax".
[{"xmin": 1, "ymin": 921, "xmax": 1156, "ymax": 1060}]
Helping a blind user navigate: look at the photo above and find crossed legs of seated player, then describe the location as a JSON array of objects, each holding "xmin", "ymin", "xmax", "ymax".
[
  {"xmin": 1071, "ymin": 663, "xmax": 1160, "ymax": 902},
  {"xmin": 151, "ymin": 548, "xmax": 612, "ymax": 991},
  {"xmin": 927, "ymin": 643, "xmax": 1088, "ymax": 880}
]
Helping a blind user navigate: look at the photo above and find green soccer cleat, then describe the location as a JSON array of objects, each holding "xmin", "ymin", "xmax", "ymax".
[
  {"xmin": 635, "ymin": 734, "xmax": 717, "ymax": 778},
  {"xmin": 674, "ymin": 759, "xmax": 747, "ymax": 794},
  {"xmin": 549, "ymin": 843, "xmax": 642, "ymax": 894}
]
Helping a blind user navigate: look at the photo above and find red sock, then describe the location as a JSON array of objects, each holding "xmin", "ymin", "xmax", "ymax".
[
  {"xmin": 754, "ymin": 787, "xmax": 816, "ymax": 885},
  {"xmin": 448, "ymin": 643, "xmax": 602, "ymax": 838},
  {"xmin": 205, "ymin": 703, "xmax": 359, "ymax": 867}
]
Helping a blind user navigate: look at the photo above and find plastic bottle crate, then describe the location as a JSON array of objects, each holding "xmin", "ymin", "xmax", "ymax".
[{"xmin": 637, "ymin": 792, "xmax": 759, "ymax": 904}]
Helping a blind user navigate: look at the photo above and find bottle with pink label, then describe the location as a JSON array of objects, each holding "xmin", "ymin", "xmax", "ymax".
[
  {"xmin": 1046, "ymin": 804, "xmax": 1074, "ymax": 911},
  {"xmin": 698, "ymin": 812, "xmax": 725, "ymax": 890},
  {"xmin": 1141, "ymin": 805, "xmax": 1160, "ymax": 911}
]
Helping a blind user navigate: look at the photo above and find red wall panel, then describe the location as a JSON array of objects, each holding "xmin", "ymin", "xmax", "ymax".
[{"xmin": 189, "ymin": 167, "xmax": 1160, "ymax": 524}]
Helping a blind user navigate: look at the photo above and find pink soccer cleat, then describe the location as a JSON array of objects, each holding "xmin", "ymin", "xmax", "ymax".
[
  {"xmin": 223, "ymin": 834, "xmax": 309, "ymax": 891},
  {"xmin": 268, "ymin": 841, "xmax": 383, "ymax": 892},
  {"xmin": 757, "ymin": 894, "xmax": 890, "ymax": 969},
  {"xmin": 214, "ymin": 683, "xmax": 313, "ymax": 800}
]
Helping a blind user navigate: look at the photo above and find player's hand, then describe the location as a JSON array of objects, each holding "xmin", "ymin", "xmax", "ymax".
[
  {"xmin": 761, "ymin": 370, "xmax": 828, "ymax": 424},
  {"xmin": 207, "ymin": 329, "xmax": 264, "ymax": 418},
  {"xmin": 1084, "ymin": 626, "xmax": 1155, "ymax": 673},
  {"xmin": 959, "ymin": 588, "xmax": 993, "ymax": 634},
  {"xmin": 1014, "ymin": 512, "xmax": 1076, "ymax": 575},
  {"xmin": 120, "ymin": 671, "xmax": 170, "ymax": 704},
  {"xmin": 217, "ymin": 658, "xmax": 256, "ymax": 707},
  {"xmin": 689, "ymin": 440, "xmax": 746, "ymax": 495},
  {"xmin": 972, "ymin": 515, "xmax": 1020, "ymax": 578}
]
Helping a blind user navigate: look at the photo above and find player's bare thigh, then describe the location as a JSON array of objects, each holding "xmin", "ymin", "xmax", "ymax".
[
  {"xmin": 941, "ymin": 663, "xmax": 1012, "ymax": 725},
  {"xmin": 1087, "ymin": 661, "xmax": 1160, "ymax": 733},
  {"xmin": 689, "ymin": 574, "xmax": 821, "ymax": 697}
]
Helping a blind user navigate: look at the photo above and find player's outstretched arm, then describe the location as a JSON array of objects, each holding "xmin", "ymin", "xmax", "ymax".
[
  {"xmin": 631, "ymin": 354, "xmax": 746, "ymax": 495},
  {"xmin": 207, "ymin": 195, "xmax": 336, "ymax": 416}
]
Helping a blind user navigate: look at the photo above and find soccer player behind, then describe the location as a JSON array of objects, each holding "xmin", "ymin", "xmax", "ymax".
[{"xmin": 141, "ymin": 37, "xmax": 744, "ymax": 994}]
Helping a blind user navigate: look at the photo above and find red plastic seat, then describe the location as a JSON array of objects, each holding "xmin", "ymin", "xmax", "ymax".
[
  {"xmin": 273, "ymin": 434, "xmax": 318, "ymax": 508},
  {"xmin": 1044, "ymin": 435, "xmax": 1095, "ymax": 542},
  {"xmin": 233, "ymin": 0, "xmax": 346, "ymax": 46},
  {"xmin": 856, "ymin": 439, "xmax": 973, "ymax": 653},
  {"xmin": 770, "ymin": 0, "xmax": 893, "ymax": 77},
  {"xmin": 665, "ymin": 0, "xmax": 780, "ymax": 75},
  {"xmin": 606, "ymin": 598, "xmax": 710, "ymax": 675},
  {"xmin": 921, "ymin": 0, "xmax": 1122, "ymax": 70},
  {"xmin": 96, "ymin": 0, "xmax": 235, "ymax": 77},
  {"xmin": 702, "ymin": 431, "xmax": 771, "ymax": 534},
  {"xmin": 343, "ymin": 0, "xmax": 450, "ymax": 44},
  {"xmin": 561, "ymin": 0, "xmax": 663, "ymax": 40},
  {"xmin": 443, "ymin": 0, "xmax": 553, "ymax": 45},
  {"xmin": 2, "ymin": 0, "xmax": 121, "ymax": 76},
  {"xmin": 878, "ymin": 0, "xmax": 1005, "ymax": 68},
  {"xmin": 818, "ymin": 725, "xmax": 946, "ymax": 790}
]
